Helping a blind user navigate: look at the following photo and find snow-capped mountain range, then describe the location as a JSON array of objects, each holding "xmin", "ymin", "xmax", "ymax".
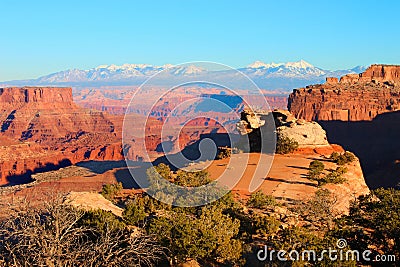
[
  {"xmin": 2, "ymin": 60, "xmax": 366, "ymax": 91},
  {"xmin": 244, "ymin": 60, "xmax": 326, "ymax": 77}
]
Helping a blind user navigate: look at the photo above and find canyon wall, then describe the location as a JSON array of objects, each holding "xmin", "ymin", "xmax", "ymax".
[
  {"xmin": 287, "ymin": 65, "xmax": 400, "ymax": 187},
  {"xmin": 0, "ymin": 87, "xmax": 231, "ymax": 186},
  {"xmin": 288, "ymin": 65, "xmax": 400, "ymax": 121},
  {"xmin": 0, "ymin": 87, "xmax": 125, "ymax": 185},
  {"xmin": 0, "ymin": 87, "xmax": 73, "ymax": 106},
  {"xmin": 360, "ymin": 64, "xmax": 400, "ymax": 82}
]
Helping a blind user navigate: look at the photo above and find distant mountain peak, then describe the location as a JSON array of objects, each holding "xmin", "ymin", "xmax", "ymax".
[
  {"xmin": 284, "ymin": 60, "xmax": 314, "ymax": 69},
  {"xmin": 170, "ymin": 65, "xmax": 206, "ymax": 75},
  {"xmin": 244, "ymin": 60, "xmax": 325, "ymax": 77},
  {"xmin": 247, "ymin": 59, "xmax": 315, "ymax": 69},
  {"xmin": 94, "ymin": 63, "xmax": 155, "ymax": 71},
  {"xmin": 247, "ymin": 61, "xmax": 269, "ymax": 68}
]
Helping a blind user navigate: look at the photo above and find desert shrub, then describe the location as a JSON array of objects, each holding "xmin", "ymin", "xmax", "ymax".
[
  {"xmin": 147, "ymin": 163, "xmax": 211, "ymax": 189},
  {"xmin": 147, "ymin": 164, "xmax": 226, "ymax": 206},
  {"xmin": 123, "ymin": 199, "xmax": 147, "ymax": 226},
  {"xmin": 253, "ymin": 215, "xmax": 281, "ymax": 237},
  {"xmin": 247, "ymin": 191, "xmax": 277, "ymax": 209},
  {"xmin": 80, "ymin": 209, "xmax": 125, "ymax": 233},
  {"xmin": 147, "ymin": 205, "xmax": 242, "ymax": 265},
  {"xmin": 276, "ymin": 134, "xmax": 299, "ymax": 154},
  {"xmin": 139, "ymin": 194, "xmax": 171, "ymax": 213},
  {"xmin": 216, "ymin": 147, "xmax": 231, "ymax": 159},
  {"xmin": 270, "ymin": 227, "xmax": 356, "ymax": 266},
  {"xmin": 297, "ymin": 189, "xmax": 337, "ymax": 230},
  {"xmin": 321, "ymin": 166, "xmax": 347, "ymax": 185},
  {"xmin": 0, "ymin": 197, "xmax": 165, "ymax": 267},
  {"xmin": 101, "ymin": 182, "xmax": 123, "ymax": 201},
  {"xmin": 330, "ymin": 151, "xmax": 355, "ymax": 165},
  {"xmin": 175, "ymin": 169, "xmax": 210, "ymax": 187},
  {"xmin": 308, "ymin": 160, "xmax": 325, "ymax": 180},
  {"xmin": 337, "ymin": 188, "xmax": 400, "ymax": 261},
  {"xmin": 330, "ymin": 151, "xmax": 340, "ymax": 161},
  {"xmin": 309, "ymin": 163, "xmax": 347, "ymax": 186}
]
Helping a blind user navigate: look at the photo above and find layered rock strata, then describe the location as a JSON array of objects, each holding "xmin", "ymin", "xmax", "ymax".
[
  {"xmin": 0, "ymin": 87, "xmax": 124, "ymax": 185},
  {"xmin": 288, "ymin": 65, "xmax": 400, "ymax": 121}
]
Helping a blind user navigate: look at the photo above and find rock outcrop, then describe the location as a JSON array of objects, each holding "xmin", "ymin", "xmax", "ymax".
[
  {"xmin": 274, "ymin": 110, "xmax": 329, "ymax": 146},
  {"xmin": 66, "ymin": 192, "xmax": 123, "ymax": 217},
  {"xmin": 361, "ymin": 64, "xmax": 400, "ymax": 82},
  {"xmin": 0, "ymin": 87, "xmax": 116, "ymax": 142},
  {"xmin": 236, "ymin": 109, "xmax": 329, "ymax": 151},
  {"xmin": 0, "ymin": 87, "xmax": 73, "ymax": 107},
  {"xmin": 325, "ymin": 77, "xmax": 338, "ymax": 84},
  {"xmin": 288, "ymin": 65, "xmax": 400, "ymax": 121},
  {"xmin": 233, "ymin": 109, "xmax": 369, "ymax": 214},
  {"xmin": 339, "ymin": 64, "xmax": 400, "ymax": 84},
  {"xmin": 235, "ymin": 109, "xmax": 272, "ymax": 152}
]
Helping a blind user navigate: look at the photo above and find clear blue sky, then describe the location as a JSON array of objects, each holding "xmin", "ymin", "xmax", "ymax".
[{"xmin": 0, "ymin": 0, "xmax": 399, "ymax": 81}]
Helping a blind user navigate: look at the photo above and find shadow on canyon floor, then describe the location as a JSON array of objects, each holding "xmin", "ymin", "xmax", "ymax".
[
  {"xmin": 76, "ymin": 134, "xmax": 238, "ymax": 190},
  {"xmin": 319, "ymin": 110, "xmax": 400, "ymax": 189},
  {"xmin": 76, "ymin": 160, "xmax": 127, "ymax": 174},
  {"xmin": 4, "ymin": 159, "xmax": 72, "ymax": 186},
  {"xmin": 153, "ymin": 133, "xmax": 238, "ymax": 170},
  {"xmin": 2, "ymin": 133, "xmax": 237, "ymax": 189},
  {"xmin": 76, "ymin": 160, "xmax": 148, "ymax": 189}
]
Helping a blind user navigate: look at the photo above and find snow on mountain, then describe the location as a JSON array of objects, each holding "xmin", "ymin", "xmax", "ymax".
[
  {"xmin": 36, "ymin": 69, "xmax": 88, "ymax": 83},
  {"xmin": 247, "ymin": 61, "xmax": 281, "ymax": 69},
  {"xmin": 284, "ymin": 59, "xmax": 315, "ymax": 69},
  {"xmin": 243, "ymin": 59, "xmax": 326, "ymax": 77},
  {"xmin": 1, "ymin": 61, "xmax": 367, "ymax": 90},
  {"xmin": 168, "ymin": 65, "xmax": 206, "ymax": 76},
  {"xmin": 32, "ymin": 63, "xmax": 208, "ymax": 84}
]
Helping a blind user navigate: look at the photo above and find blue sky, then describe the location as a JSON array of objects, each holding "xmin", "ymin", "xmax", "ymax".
[{"xmin": 0, "ymin": 0, "xmax": 399, "ymax": 81}]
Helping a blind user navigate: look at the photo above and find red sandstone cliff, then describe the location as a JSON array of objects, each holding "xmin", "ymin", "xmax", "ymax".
[
  {"xmin": 361, "ymin": 64, "xmax": 400, "ymax": 82},
  {"xmin": 288, "ymin": 65, "xmax": 400, "ymax": 121},
  {"xmin": 0, "ymin": 87, "xmax": 73, "ymax": 106},
  {"xmin": 0, "ymin": 87, "xmax": 126, "ymax": 185}
]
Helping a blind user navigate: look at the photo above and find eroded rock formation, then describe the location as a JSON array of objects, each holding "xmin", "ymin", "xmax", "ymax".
[
  {"xmin": 236, "ymin": 109, "xmax": 329, "ymax": 151},
  {"xmin": 288, "ymin": 65, "xmax": 400, "ymax": 188},
  {"xmin": 274, "ymin": 110, "xmax": 329, "ymax": 146},
  {"xmin": 361, "ymin": 64, "xmax": 400, "ymax": 82},
  {"xmin": 0, "ymin": 87, "xmax": 124, "ymax": 185},
  {"xmin": 288, "ymin": 65, "xmax": 400, "ymax": 121}
]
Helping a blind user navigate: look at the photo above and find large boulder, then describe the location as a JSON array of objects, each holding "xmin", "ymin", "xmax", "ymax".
[
  {"xmin": 236, "ymin": 109, "xmax": 329, "ymax": 151},
  {"xmin": 273, "ymin": 109, "xmax": 329, "ymax": 146}
]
